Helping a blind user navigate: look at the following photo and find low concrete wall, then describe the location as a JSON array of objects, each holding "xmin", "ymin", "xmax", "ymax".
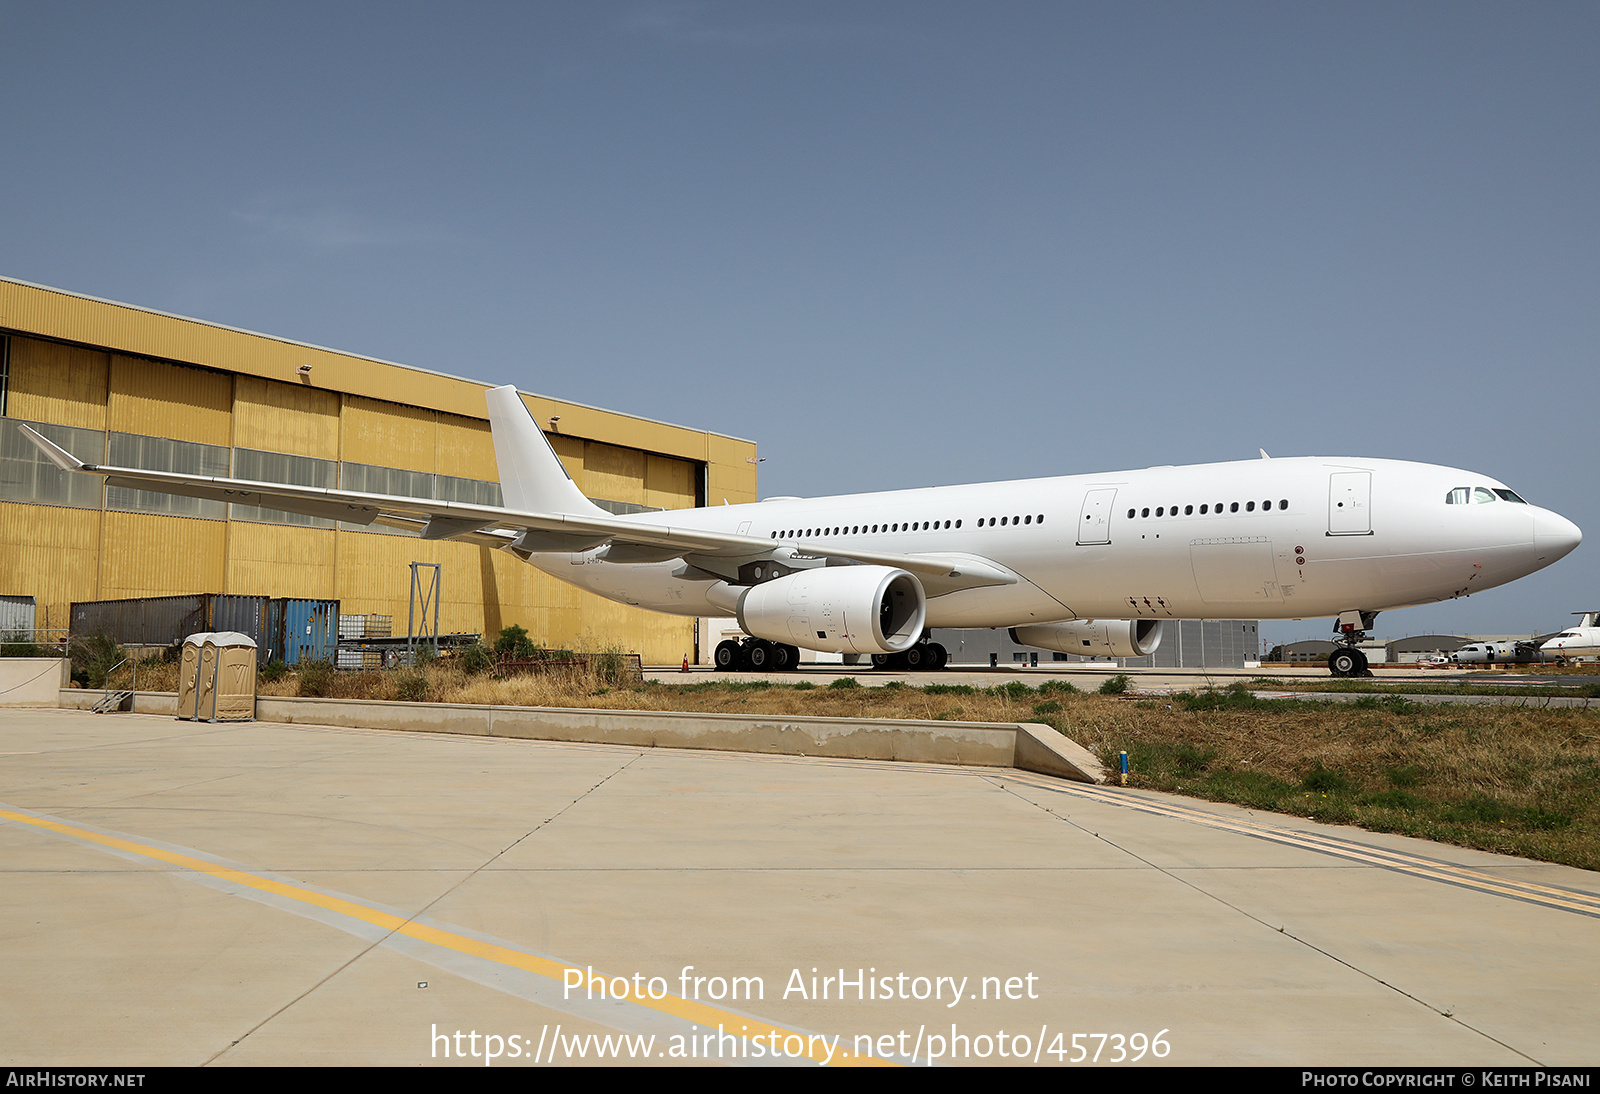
[
  {"xmin": 57, "ymin": 689, "xmax": 1105, "ymax": 782},
  {"xmin": 2, "ymin": 659, "xmax": 69, "ymax": 706}
]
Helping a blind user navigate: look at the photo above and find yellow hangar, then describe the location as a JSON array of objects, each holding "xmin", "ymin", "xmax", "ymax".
[{"xmin": 0, "ymin": 276, "xmax": 757, "ymax": 662}]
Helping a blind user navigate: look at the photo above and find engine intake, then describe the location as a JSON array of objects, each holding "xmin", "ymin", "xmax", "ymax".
[
  {"xmin": 1010, "ymin": 619, "xmax": 1164, "ymax": 659},
  {"xmin": 737, "ymin": 566, "xmax": 926, "ymax": 655}
]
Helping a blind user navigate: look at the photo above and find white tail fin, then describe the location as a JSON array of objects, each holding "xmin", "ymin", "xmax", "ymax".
[{"xmin": 485, "ymin": 386, "xmax": 604, "ymax": 515}]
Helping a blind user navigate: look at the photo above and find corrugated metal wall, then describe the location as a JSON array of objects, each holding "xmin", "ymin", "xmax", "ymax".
[{"xmin": 0, "ymin": 272, "xmax": 757, "ymax": 663}]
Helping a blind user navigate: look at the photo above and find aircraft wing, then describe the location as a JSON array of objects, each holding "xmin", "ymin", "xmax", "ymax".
[{"xmin": 17, "ymin": 424, "xmax": 1017, "ymax": 592}]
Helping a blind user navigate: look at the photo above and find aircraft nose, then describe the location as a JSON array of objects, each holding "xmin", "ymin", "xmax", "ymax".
[{"xmin": 1533, "ymin": 508, "xmax": 1582, "ymax": 563}]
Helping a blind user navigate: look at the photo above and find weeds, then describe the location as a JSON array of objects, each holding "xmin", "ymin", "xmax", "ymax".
[{"xmin": 1098, "ymin": 674, "xmax": 1130, "ymax": 696}]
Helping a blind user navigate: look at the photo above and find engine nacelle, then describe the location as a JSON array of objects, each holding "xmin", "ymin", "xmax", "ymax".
[
  {"xmin": 737, "ymin": 566, "xmax": 926, "ymax": 655},
  {"xmin": 1010, "ymin": 619, "xmax": 1165, "ymax": 659}
]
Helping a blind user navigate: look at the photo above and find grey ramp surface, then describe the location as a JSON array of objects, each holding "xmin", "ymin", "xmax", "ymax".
[{"xmin": 0, "ymin": 708, "xmax": 1595, "ymax": 1066}]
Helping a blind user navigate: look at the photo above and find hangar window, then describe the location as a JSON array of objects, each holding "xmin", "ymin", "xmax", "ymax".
[
  {"xmin": 106, "ymin": 432, "xmax": 230, "ymax": 519},
  {"xmin": 231, "ymin": 448, "xmax": 338, "ymax": 528},
  {"xmin": 437, "ymin": 473, "xmax": 503, "ymax": 508},
  {"xmin": 0, "ymin": 335, "xmax": 8, "ymax": 417},
  {"xmin": 0, "ymin": 417, "xmax": 105, "ymax": 510}
]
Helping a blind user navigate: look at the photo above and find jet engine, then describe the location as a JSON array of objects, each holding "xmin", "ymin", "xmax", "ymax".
[
  {"xmin": 1010, "ymin": 619, "xmax": 1165, "ymax": 659},
  {"xmin": 737, "ymin": 566, "xmax": 926, "ymax": 655}
]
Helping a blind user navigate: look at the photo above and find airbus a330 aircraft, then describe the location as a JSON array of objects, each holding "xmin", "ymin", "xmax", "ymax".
[
  {"xmin": 1540, "ymin": 613, "xmax": 1600, "ymax": 662},
  {"xmin": 17, "ymin": 386, "xmax": 1583, "ymax": 677}
]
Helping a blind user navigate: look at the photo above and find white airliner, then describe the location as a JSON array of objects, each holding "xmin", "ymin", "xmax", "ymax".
[
  {"xmin": 1540, "ymin": 613, "xmax": 1600, "ymax": 662},
  {"xmin": 17, "ymin": 386, "xmax": 1583, "ymax": 677}
]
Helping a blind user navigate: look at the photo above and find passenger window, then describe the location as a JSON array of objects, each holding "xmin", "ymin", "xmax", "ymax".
[
  {"xmin": 1230, "ymin": 502, "xmax": 1239, "ymax": 513},
  {"xmin": 1246, "ymin": 501, "xmax": 1255, "ymax": 512}
]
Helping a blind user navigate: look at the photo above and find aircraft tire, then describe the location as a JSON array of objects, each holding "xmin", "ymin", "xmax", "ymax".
[
  {"xmin": 926, "ymin": 642, "xmax": 949, "ymax": 670},
  {"xmin": 714, "ymin": 641, "xmax": 741, "ymax": 671},
  {"xmin": 1328, "ymin": 649, "xmax": 1360, "ymax": 677},
  {"xmin": 770, "ymin": 643, "xmax": 794, "ymax": 671},
  {"xmin": 903, "ymin": 645, "xmax": 925, "ymax": 670},
  {"xmin": 747, "ymin": 640, "xmax": 772, "ymax": 671},
  {"xmin": 782, "ymin": 644, "xmax": 801, "ymax": 670}
]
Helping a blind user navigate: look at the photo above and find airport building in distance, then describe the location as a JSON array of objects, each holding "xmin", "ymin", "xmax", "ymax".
[{"xmin": 0, "ymin": 276, "xmax": 757, "ymax": 663}]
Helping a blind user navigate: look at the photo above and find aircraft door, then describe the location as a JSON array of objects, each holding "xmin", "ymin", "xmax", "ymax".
[
  {"xmin": 1077, "ymin": 488, "xmax": 1117, "ymax": 545},
  {"xmin": 1328, "ymin": 472, "xmax": 1372, "ymax": 535}
]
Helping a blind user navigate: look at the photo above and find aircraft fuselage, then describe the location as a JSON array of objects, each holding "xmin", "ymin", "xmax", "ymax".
[{"xmin": 536, "ymin": 455, "xmax": 1580, "ymax": 628}]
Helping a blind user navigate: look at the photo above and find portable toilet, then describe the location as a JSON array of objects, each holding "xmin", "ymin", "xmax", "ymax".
[
  {"xmin": 176, "ymin": 631, "xmax": 257, "ymax": 722},
  {"xmin": 203, "ymin": 632, "xmax": 258, "ymax": 722},
  {"xmin": 175, "ymin": 632, "xmax": 212, "ymax": 720}
]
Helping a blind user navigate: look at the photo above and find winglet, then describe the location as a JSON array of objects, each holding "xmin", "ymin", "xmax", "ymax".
[
  {"xmin": 18, "ymin": 424, "xmax": 87, "ymax": 471},
  {"xmin": 484, "ymin": 386, "xmax": 604, "ymax": 516}
]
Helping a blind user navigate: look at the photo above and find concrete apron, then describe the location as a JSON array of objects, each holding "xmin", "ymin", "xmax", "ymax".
[{"xmin": 57, "ymin": 690, "xmax": 1106, "ymax": 784}]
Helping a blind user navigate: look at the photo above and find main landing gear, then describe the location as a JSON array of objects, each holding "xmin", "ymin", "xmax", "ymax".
[
  {"xmin": 871, "ymin": 634, "xmax": 949, "ymax": 672},
  {"xmin": 712, "ymin": 634, "xmax": 952, "ymax": 672},
  {"xmin": 1327, "ymin": 610, "xmax": 1378, "ymax": 678},
  {"xmin": 714, "ymin": 637, "xmax": 800, "ymax": 672}
]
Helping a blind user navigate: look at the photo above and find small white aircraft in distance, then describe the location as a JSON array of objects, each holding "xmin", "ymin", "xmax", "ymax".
[
  {"xmin": 17, "ymin": 387, "xmax": 1583, "ymax": 677},
  {"xmin": 1540, "ymin": 613, "xmax": 1600, "ymax": 663}
]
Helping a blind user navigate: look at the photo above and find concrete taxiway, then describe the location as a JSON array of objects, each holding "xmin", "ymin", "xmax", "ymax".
[{"xmin": 1, "ymin": 707, "xmax": 1596, "ymax": 1067}]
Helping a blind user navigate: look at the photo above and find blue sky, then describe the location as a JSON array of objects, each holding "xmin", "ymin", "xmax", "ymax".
[{"xmin": 3, "ymin": 2, "xmax": 1595, "ymax": 645}]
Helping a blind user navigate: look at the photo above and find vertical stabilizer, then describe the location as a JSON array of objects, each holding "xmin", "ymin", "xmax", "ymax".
[{"xmin": 485, "ymin": 386, "xmax": 604, "ymax": 516}]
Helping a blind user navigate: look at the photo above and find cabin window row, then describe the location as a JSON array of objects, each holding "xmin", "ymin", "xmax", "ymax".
[
  {"xmin": 1126, "ymin": 499, "xmax": 1290, "ymax": 519},
  {"xmin": 767, "ymin": 514, "xmax": 1048, "ymax": 540},
  {"xmin": 771, "ymin": 520, "xmax": 964, "ymax": 539}
]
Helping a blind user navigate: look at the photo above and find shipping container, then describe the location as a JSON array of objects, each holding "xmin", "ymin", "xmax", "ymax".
[{"xmin": 0, "ymin": 594, "xmax": 36, "ymax": 640}]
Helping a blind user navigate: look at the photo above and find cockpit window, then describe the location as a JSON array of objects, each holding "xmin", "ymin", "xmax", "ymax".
[
  {"xmin": 1474, "ymin": 487, "xmax": 1497, "ymax": 504},
  {"xmin": 1493, "ymin": 489, "xmax": 1527, "ymax": 503},
  {"xmin": 1446, "ymin": 487, "xmax": 1470, "ymax": 505}
]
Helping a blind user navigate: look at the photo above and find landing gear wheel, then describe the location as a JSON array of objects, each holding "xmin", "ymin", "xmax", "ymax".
[
  {"xmin": 770, "ymin": 643, "xmax": 794, "ymax": 671},
  {"xmin": 926, "ymin": 642, "xmax": 948, "ymax": 671},
  {"xmin": 871, "ymin": 653, "xmax": 893, "ymax": 670},
  {"xmin": 1328, "ymin": 648, "xmax": 1368, "ymax": 677},
  {"xmin": 902, "ymin": 645, "xmax": 926, "ymax": 670},
  {"xmin": 746, "ymin": 640, "xmax": 772, "ymax": 671},
  {"xmin": 714, "ymin": 640, "xmax": 741, "ymax": 671}
]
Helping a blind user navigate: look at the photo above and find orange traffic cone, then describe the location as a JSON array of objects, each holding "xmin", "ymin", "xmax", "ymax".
[{"xmin": 681, "ymin": 656, "xmax": 691, "ymax": 673}]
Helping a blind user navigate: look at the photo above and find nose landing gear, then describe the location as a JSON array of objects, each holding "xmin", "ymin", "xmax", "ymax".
[{"xmin": 1328, "ymin": 610, "xmax": 1378, "ymax": 677}]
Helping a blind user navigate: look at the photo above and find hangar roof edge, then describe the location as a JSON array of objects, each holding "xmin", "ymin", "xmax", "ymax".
[{"xmin": 0, "ymin": 274, "xmax": 756, "ymax": 447}]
